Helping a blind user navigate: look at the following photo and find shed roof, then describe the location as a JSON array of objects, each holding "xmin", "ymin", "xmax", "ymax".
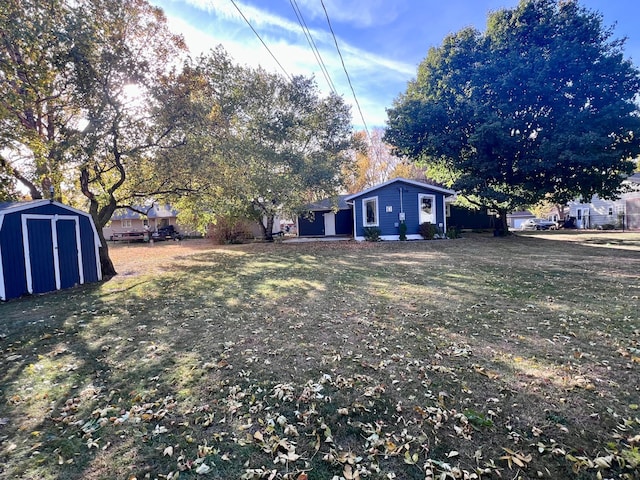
[
  {"xmin": 0, "ymin": 200, "xmax": 93, "ymax": 218},
  {"xmin": 0, "ymin": 200, "xmax": 51, "ymax": 213},
  {"xmin": 345, "ymin": 177, "xmax": 456, "ymax": 201},
  {"xmin": 302, "ymin": 195, "xmax": 351, "ymax": 212}
]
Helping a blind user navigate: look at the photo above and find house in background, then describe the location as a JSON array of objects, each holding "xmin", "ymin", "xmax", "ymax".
[
  {"xmin": 506, "ymin": 211, "xmax": 535, "ymax": 230},
  {"xmin": 297, "ymin": 195, "xmax": 353, "ymax": 237},
  {"xmin": 0, "ymin": 200, "xmax": 102, "ymax": 301},
  {"xmin": 102, "ymin": 204, "xmax": 199, "ymax": 240},
  {"xmin": 346, "ymin": 178, "xmax": 456, "ymax": 241},
  {"xmin": 568, "ymin": 173, "xmax": 640, "ymax": 229}
]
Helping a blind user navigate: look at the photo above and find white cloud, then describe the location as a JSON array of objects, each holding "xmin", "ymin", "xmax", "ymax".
[
  {"xmin": 296, "ymin": 0, "xmax": 409, "ymax": 28},
  {"xmin": 156, "ymin": 0, "xmax": 414, "ymax": 128}
]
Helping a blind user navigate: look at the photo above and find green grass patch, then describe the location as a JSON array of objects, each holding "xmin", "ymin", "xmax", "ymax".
[{"xmin": 0, "ymin": 233, "xmax": 639, "ymax": 479}]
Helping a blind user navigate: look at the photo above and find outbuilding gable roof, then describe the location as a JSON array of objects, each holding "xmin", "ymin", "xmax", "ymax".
[
  {"xmin": 302, "ymin": 195, "xmax": 351, "ymax": 211},
  {"xmin": 345, "ymin": 177, "xmax": 456, "ymax": 201},
  {"xmin": 0, "ymin": 200, "xmax": 52, "ymax": 214},
  {"xmin": 0, "ymin": 200, "xmax": 94, "ymax": 219}
]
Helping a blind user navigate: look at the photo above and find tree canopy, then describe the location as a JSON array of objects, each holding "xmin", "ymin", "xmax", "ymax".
[
  {"xmin": 342, "ymin": 128, "xmax": 422, "ymax": 194},
  {"xmin": 385, "ymin": 0, "xmax": 640, "ymax": 230},
  {"xmin": 175, "ymin": 48, "xmax": 354, "ymax": 241},
  {"xmin": 1, "ymin": 0, "xmax": 194, "ymax": 275}
]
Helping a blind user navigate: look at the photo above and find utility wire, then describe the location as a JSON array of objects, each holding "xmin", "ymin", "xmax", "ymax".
[
  {"xmin": 319, "ymin": 0, "xmax": 371, "ymax": 140},
  {"xmin": 288, "ymin": 0, "xmax": 337, "ymax": 94},
  {"xmin": 228, "ymin": 0, "xmax": 292, "ymax": 81}
]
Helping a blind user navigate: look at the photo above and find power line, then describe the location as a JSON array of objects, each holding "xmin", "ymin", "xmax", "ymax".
[
  {"xmin": 319, "ymin": 0, "xmax": 371, "ymax": 139},
  {"xmin": 228, "ymin": 0, "xmax": 292, "ymax": 81},
  {"xmin": 288, "ymin": 0, "xmax": 337, "ymax": 94}
]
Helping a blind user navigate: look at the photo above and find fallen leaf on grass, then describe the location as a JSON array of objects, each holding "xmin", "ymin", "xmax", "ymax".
[
  {"xmin": 500, "ymin": 447, "xmax": 532, "ymax": 469},
  {"xmin": 195, "ymin": 463, "xmax": 211, "ymax": 474},
  {"xmin": 473, "ymin": 364, "xmax": 500, "ymax": 379}
]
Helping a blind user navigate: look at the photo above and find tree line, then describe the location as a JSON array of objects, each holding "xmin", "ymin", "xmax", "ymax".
[{"xmin": 385, "ymin": 0, "xmax": 640, "ymax": 231}]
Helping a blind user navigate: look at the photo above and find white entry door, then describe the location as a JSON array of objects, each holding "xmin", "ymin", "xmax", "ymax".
[{"xmin": 323, "ymin": 212, "xmax": 336, "ymax": 236}]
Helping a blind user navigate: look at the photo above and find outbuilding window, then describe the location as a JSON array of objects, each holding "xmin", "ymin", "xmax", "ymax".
[{"xmin": 363, "ymin": 197, "xmax": 378, "ymax": 227}]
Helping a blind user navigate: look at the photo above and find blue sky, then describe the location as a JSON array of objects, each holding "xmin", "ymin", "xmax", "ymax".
[{"xmin": 150, "ymin": 0, "xmax": 640, "ymax": 130}]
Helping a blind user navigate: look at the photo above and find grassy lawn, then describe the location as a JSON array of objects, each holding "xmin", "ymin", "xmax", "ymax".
[{"xmin": 1, "ymin": 232, "xmax": 639, "ymax": 480}]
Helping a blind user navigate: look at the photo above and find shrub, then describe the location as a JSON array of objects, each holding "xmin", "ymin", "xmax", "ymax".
[
  {"xmin": 446, "ymin": 226, "xmax": 462, "ymax": 239},
  {"xmin": 208, "ymin": 217, "xmax": 252, "ymax": 244},
  {"xmin": 599, "ymin": 223, "xmax": 616, "ymax": 230},
  {"xmin": 419, "ymin": 222, "xmax": 438, "ymax": 240},
  {"xmin": 363, "ymin": 226, "xmax": 381, "ymax": 241},
  {"xmin": 398, "ymin": 221, "xmax": 407, "ymax": 241}
]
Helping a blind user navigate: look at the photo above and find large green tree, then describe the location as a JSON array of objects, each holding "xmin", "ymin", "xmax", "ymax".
[
  {"xmin": 0, "ymin": 0, "xmax": 76, "ymax": 199},
  {"xmin": 1, "ymin": 0, "xmax": 190, "ymax": 275},
  {"xmin": 177, "ymin": 49, "xmax": 354, "ymax": 240},
  {"xmin": 385, "ymin": 0, "xmax": 640, "ymax": 231}
]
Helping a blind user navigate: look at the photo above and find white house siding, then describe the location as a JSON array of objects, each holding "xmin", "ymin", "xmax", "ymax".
[{"xmin": 568, "ymin": 176, "xmax": 640, "ymax": 229}]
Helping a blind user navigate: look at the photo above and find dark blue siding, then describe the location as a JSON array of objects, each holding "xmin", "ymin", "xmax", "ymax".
[
  {"xmin": 298, "ymin": 209, "xmax": 353, "ymax": 237},
  {"xmin": 335, "ymin": 210, "xmax": 353, "ymax": 235},
  {"xmin": 298, "ymin": 212, "xmax": 325, "ymax": 236},
  {"xmin": 351, "ymin": 181, "xmax": 448, "ymax": 238},
  {"xmin": 1, "ymin": 201, "xmax": 101, "ymax": 301},
  {"xmin": 1, "ymin": 213, "xmax": 28, "ymax": 299},
  {"xmin": 78, "ymin": 216, "xmax": 99, "ymax": 282},
  {"xmin": 57, "ymin": 219, "xmax": 81, "ymax": 289}
]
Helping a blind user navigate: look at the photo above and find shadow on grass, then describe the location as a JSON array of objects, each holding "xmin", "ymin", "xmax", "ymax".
[{"xmin": 0, "ymin": 233, "xmax": 638, "ymax": 479}]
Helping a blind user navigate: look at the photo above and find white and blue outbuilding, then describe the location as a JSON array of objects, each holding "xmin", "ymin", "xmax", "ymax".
[
  {"xmin": 0, "ymin": 200, "xmax": 102, "ymax": 301},
  {"xmin": 345, "ymin": 178, "xmax": 456, "ymax": 241}
]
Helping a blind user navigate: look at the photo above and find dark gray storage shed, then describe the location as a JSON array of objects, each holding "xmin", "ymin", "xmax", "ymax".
[{"xmin": 0, "ymin": 200, "xmax": 102, "ymax": 301}]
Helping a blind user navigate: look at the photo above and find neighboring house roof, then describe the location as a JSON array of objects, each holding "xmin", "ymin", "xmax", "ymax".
[
  {"xmin": 507, "ymin": 211, "xmax": 535, "ymax": 218},
  {"xmin": 626, "ymin": 173, "xmax": 640, "ymax": 185},
  {"xmin": 111, "ymin": 204, "xmax": 178, "ymax": 220},
  {"xmin": 302, "ymin": 195, "xmax": 351, "ymax": 211},
  {"xmin": 344, "ymin": 177, "xmax": 456, "ymax": 201}
]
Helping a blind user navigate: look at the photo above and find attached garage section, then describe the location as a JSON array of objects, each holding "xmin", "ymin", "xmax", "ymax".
[
  {"xmin": 0, "ymin": 200, "xmax": 102, "ymax": 301},
  {"xmin": 297, "ymin": 195, "xmax": 353, "ymax": 237}
]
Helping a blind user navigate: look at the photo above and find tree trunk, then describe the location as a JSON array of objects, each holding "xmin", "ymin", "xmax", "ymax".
[
  {"xmin": 261, "ymin": 214, "xmax": 275, "ymax": 242},
  {"xmin": 81, "ymin": 167, "xmax": 118, "ymax": 276},
  {"xmin": 96, "ymin": 228, "xmax": 117, "ymax": 277},
  {"xmin": 495, "ymin": 209, "xmax": 510, "ymax": 236}
]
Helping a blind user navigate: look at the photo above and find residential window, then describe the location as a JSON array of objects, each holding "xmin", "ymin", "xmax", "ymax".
[
  {"xmin": 121, "ymin": 219, "xmax": 132, "ymax": 228},
  {"xmin": 363, "ymin": 197, "xmax": 378, "ymax": 226},
  {"xmin": 608, "ymin": 206, "xmax": 614, "ymax": 216}
]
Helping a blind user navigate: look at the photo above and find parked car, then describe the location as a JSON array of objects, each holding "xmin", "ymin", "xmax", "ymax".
[
  {"xmin": 520, "ymin": 218, "xmax": 558, "ymax": 230},
  {"xmin": 152, "ymin": 225, "xmax": 182, "ymax": 241}
]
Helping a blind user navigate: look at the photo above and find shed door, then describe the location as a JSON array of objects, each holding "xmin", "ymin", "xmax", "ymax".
[
  {"xmin": 25, "ymin": 218, "xmax": 57, "ymax": 294},
  {"xmin": 22, "ymin": 214, "xmax": 83, "ymax": 294},
  {"xmin": 56, "ymin": 218, "xmax": 81, "ymax": 289}
]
